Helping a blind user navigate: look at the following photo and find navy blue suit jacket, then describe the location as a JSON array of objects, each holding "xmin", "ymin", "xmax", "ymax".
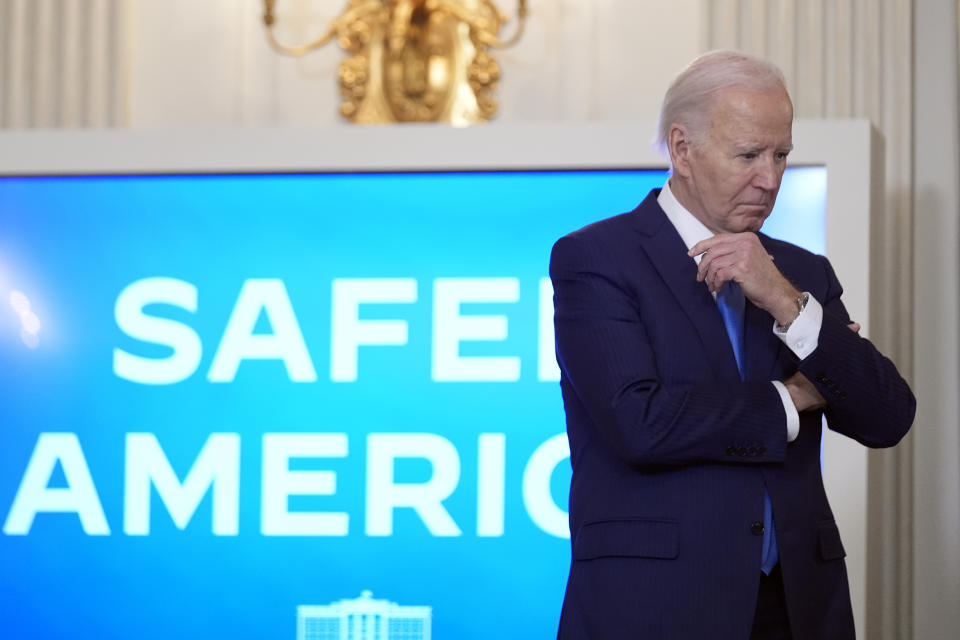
[{"xmin": 550, "ymin": 190, "xmax": 915, "ymax": 639}]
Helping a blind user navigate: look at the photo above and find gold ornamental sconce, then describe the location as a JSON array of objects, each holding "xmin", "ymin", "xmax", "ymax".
[{"xmin": 262, "ymin": 0, "xmax": 528, "ymax": 125}]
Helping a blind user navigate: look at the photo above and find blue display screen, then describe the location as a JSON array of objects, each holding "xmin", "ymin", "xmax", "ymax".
[{"xmin": 0, "ymin": 168, "xmax": 825, "ymax": 639}]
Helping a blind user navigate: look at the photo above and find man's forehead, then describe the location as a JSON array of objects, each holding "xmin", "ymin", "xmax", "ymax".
[
  {"xmin": 705, "ymin": 87, "xmax": 793, "ymax": 141},
  {"xmin": 712, "ymin": 127, "xmax": 794, "ymax": 151},
  {"xmin": 709, "ymin": 85, "xmax": 793, "ymax": 114}
]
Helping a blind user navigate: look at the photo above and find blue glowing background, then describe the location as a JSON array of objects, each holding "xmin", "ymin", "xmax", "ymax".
[{"xmin": 0, "ymin": 168, "xmax": 825, "ymax": 639}]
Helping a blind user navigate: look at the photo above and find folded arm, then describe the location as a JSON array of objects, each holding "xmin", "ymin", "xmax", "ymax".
[
  {"xmin": 795, "ymin": 256, "xmax": 916, "ymax": 447},
  {"xmin": 689, "ymin": 232, "xmax": 915, "ymax": 446}
]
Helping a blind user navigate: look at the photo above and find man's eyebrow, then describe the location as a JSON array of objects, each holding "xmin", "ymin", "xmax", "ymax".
[{"xmin": 732, "ymin": 143, "xmax": 794, "ymax": 153}]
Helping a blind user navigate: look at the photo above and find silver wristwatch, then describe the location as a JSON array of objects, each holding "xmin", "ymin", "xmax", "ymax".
[{"xmin": 776, "ymin": 292, "xmax": 809, "ymax": 332}]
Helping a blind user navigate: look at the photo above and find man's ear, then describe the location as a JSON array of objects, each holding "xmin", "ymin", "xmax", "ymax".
[{"xmin": 668, "ymin": 124, "xmax": 693, "ymax": 178}]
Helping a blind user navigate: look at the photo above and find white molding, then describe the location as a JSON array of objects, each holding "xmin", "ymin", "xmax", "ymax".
[{"xmin": 0, "ymin": 119, "xmax": 865, "ymax": 174}]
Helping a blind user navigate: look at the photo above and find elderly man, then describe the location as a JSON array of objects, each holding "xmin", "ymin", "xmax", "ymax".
[{"xmin": 550, "ymin": 51, "xmax": 915, "ymax": 639}]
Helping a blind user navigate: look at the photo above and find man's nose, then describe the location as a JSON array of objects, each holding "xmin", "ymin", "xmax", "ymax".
[{"xmin": 753, "ymin": 159, "xmax": 779, "ymax": 190}]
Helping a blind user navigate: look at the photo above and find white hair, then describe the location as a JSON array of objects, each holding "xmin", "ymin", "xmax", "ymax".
[{"xmin": 654, "ymin": 50, "xmax": 789, "ymax": 156}]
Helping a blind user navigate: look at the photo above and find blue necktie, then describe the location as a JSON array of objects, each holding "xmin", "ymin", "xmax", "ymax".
[{"xmin": 717, "ymin": 282, "xmax": 779, "ymax": 575}]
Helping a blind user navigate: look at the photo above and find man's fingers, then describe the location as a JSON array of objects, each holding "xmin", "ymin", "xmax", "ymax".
[
  {"xmin": 848, "ymin": 322, "xmax": 861, "ymax": 334},
  {"xmin": 688, "ymin": 235, "xmax": 730, "ymax": 257},
  {"xmin": 689, "ymin": 237, "xmax": 730, "ymax": 258},
  {"xmin": 690, "ymin": 233, "xmax": 780, "ymax": 296},
  {"xmin": 784, "ymin": 371, "xmax": 827, "ymax": 412},
  {"xmin": 695, "ymin": 244, "xmax": 737, "ymax": 281},
  {"xmin": 688, "ymin": 232, "xmax": 755, "ymax": 257},
  {"xmin": 702, "ymin": 256, "xmax": 738, "ymax": 291},
  {"xmin": 709, "ymin": 269, "xmax": 733, "ymax": 293}
]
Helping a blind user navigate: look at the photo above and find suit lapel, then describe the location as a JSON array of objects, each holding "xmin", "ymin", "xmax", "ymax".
[{"xmin": 632, "ymin": 193, "xmax": 742, "ymax": 382}]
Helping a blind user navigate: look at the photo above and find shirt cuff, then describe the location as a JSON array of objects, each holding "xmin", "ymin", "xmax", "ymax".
[
  {"xmin": 772, "ymin": 293, "xmax": 822, "ymax": 359},
  {"xmin": 771, "ymin": 380, "xmax": 800, "ymax": 442}
]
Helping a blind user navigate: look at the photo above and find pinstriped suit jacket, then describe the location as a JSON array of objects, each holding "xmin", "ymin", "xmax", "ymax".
[{"xmin": 550, "ymin": 190, "xmax": 915, "ymax": 639}]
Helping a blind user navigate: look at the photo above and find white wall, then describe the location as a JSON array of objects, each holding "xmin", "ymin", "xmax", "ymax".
[
  {"xmin": 913, "ymin": 0, "xmax": 960, "ymax": 637},
  {"xmin": 125, "ymin": 0, "xmax": 701, "ymax": 129}
]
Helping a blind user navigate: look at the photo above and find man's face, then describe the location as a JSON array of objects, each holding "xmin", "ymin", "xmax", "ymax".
[{"xmin": 673, "ymin": 87, "xmax": 794, "ymax": 234}]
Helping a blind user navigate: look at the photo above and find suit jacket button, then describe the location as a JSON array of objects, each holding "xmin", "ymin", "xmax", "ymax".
[{"xmin": 751, "ymin": 521, "xmax": 765, "ymax": 536}]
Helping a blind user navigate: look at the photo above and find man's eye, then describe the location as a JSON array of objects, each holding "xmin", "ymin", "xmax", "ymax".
[
  {"xmin": 775, "ymin": 152, "xmax": 789, "ymax": 161},
  {"xmin": 740, "ymin": 153, "xmax": 757, "ymax": 160}
]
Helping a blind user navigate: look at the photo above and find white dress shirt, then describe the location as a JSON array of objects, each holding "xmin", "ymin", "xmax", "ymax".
[{"xmin": 657, "ymin": 181, "xmax": 824, "ymax": 442}]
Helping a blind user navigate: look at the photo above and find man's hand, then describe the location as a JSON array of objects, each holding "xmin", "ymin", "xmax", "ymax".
[
  {"xmin": 784, "ymin": 372, "xmax": 826, "ymax": 412},
  {"xmin": 688, "ymin": 233, "xmax": 801, "ymax": 326}
]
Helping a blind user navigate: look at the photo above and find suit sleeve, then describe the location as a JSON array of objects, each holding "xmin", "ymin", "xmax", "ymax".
[
  {"xmin": 797, "ymin": 255, "xmax": 916, "ymax": 447},
  {"xmin": 550, "ymin": 234, "xmax": 789, "ymax": 467}
]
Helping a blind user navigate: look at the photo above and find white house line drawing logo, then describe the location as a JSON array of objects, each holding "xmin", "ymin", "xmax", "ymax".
[{"xmin": 297, "ymin": 590, "xmax": 432, "ymax": 640}]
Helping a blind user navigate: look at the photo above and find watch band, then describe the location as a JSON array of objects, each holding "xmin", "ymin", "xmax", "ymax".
[{"xmin": 776, "ymin": 292, "xmax": 809, "ymax": 332}]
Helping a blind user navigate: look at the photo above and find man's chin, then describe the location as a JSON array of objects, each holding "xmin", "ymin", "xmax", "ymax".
[{"xmin": 737, "ymin": 209, "xmax": 771, "ymax": 232}]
